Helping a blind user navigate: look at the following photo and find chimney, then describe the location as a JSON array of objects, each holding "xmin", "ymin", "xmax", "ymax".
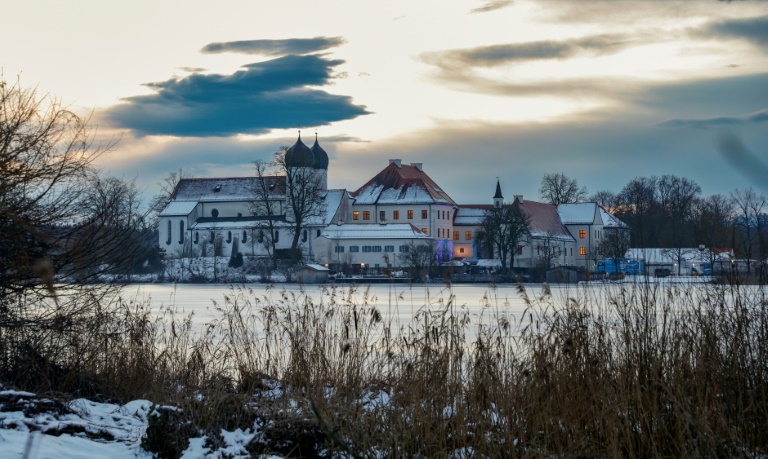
[
  {"xmin": 411, "ymin": 162, "xmax": 423, "ymax": 171},
  {"xmin": 514, "ymin": 194, "xmax": 523, "ymax": 202},
  {"xmin": 389, "ymin": 159, "xmax": 402, "ymax": 168}
]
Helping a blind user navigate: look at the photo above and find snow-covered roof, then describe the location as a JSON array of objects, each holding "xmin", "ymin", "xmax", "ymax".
[
  {"xmin": 160, "ymin": 201, "xmax": 198, "ymax": 216},
  {"xmin": 189, "ymin": 218, "xmax": 291, "ymax": 230},
  {"xmin": 519, "ymin": 200, "xmax": 575, "ymax": 242},
  {"xmin": 557, "ymin": 203, "xmax": 599, "ymax": 225},
  {"xmin": 172, "ymin": 176, "xmax": 285, "ymax": 202},
  {"xmin": 599, "ymin": 207, "xmax": 628, "ymax": 229},
  {"xmin": 625, "ymin": 248, "xmax": 730, "ymax": 264},
  {"xmin": 454, "ymin": 206, "xmax": 488, "ymax": 226},
  {"xmin": 305, "ymin": 189, "xmax": 347, "ymax": 226},
  {"xmin": 476, "ymin": 259, "xmax": 502, "ymax": 268},
  {"xmin": 320, "ymin": 223, "xmax": 431, "ymax": 240},
  {"xmin": 352, "ymin": 162, "xmax": 456, "ymax": 205},
  {"xmin": 301, "ymin": 263, "xmax": 330, "ymax": 271}
]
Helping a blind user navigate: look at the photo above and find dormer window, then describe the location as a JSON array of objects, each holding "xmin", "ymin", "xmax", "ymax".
[{"xmin": 213, "ymin": 184, "xmax": 222, "ymax": 192}]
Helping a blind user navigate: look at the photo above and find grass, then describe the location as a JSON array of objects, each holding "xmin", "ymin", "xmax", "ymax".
[{"xmin": 1, "ymin": 279, "xmax": 767, "ymax": 457}]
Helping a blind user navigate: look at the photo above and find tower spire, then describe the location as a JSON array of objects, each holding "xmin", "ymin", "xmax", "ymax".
[{"xmin": 493, "ymin": 178, "xmax": 503, "ymax": 208}]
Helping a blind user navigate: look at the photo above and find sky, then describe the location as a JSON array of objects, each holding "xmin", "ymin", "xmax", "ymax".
[{"xmin": 3, "ymin": 0, "xmax": 767, "ymax": 204}]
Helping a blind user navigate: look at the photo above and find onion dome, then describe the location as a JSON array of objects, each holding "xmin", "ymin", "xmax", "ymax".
[
  {"xmin": 285, "ymin": 134, "xmax": 315, "ymax": 168},
  {"xmin": 311, "ymin": 134, "xmax": 329, "ymax": 170}
]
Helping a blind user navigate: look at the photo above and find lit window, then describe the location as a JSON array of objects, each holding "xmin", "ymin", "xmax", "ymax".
[
  {"xmin": 579, "ymin": 230, "xmax": 586, "ymax": 239},
  {"xmin": 580, "ymin": 246, "xmax": 586, "ymax": 256},
  {"xmin": 380, "ymin": 210, "xmax": 386, "ymax": 221},
  {"xmin": 408, "ymin": 210, "xmax": 414, "ymax": 219},
  {"xmin": 422, "ymin": 210, "xmax": 428, "ymax": 219},
  {"xmin": 422, "ymin": 228, "xmax": 428, "ymax": 235},
  {"xmin": 353, "ymin": 211, "xmax": 359, "ymax": 220},
  {"xmin": 393, "ymin": 210, "xmax": 399, "ymax": 220},
  {"xmin": 460, "ymin": 248, "xmax": 465, "ymax": 254},
  {"xmin": 453, "ymin": 231, "xmax": 459, "ymax": 240},
  {"xmin": 466, "ymin": 231, "xmax": 472, "ymax": 240},
  {"xmin": 363, "ymin": 211, "xmax": 371, "ymax": 220}
]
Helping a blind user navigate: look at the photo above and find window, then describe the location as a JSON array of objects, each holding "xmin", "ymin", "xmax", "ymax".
[
  {"xmin": 422, "ymin": 228, "xmax": 428, "ymax": 235},
  {"xmin": 211, "ymin": 208, "xmax": 219, "ymax": 217},
  {"xmin": 460, "ymin": 248, "xmax": 465, "ymax": 254},
  {"xmin": 517, "ymin": 245, "xmax": 523, "ymax": 255},
  {"xmin": 317, "ymin": 229, "xmax": 321, "ymax": 238},
  {"xmin": 384, "ymin": 245, "xmax": 394, "ymax": 252},
  {"xmin": 353, "ymin": 211, "xmax": 359, "ymax": 220},
  {"xmin": 466, "ymin": 231, "xmax": 472, "ymax": 240},
  {"xmin": 407, "ymin": 210, "xmax": 414, "ymax": 219},
  {"xmin": 399, "ymin": 245, "xmax": 409, "ymax": 253},
  {"xmin": 380, "ymin": 210, "xmax": 386, "ymax": 221},
  {"xmin": 453, "ymin": 231, "xmax": 459, "ymax": 241},
  {"xmin": 421, "ymin": 210, "xmax": 428, "ymax": 219},
  {"xmin": 579, "ymin": 230, "xmax": 586, "ymax": 239},
  {"xmin": 258, "ymin": 230, "xmax": 264, "ymax": 243},
  {"xmin": 194, "ymin": 232, "xmax": 199, "ymax": 244},
  {"xmin": 227, "ymin": 231, "xmax": 232, "ymax": 244},
  {"xmin": 242, "ymin": 231, "xmax": 247, "ymax": 243},
  {"xmin": 579, "ymin": 246, "xmax": 586, "ymax": 256},
  {"xmin": 302, "ymin": 229, "xmax": 307, "ymax": 242},
  {"xmin": 178, "ymin": 221, "xmax": 185, "ymax": 244},
  {"xmin": 362, "ymin": 245, "xmax": 382, "ymax": 253},
  {"xmin": 274, "ymin": 230, "xmax": 279, "ymax": 242},
  {"xmin": 349, "ymin": 245, "xmax": 360, "ymax": 252},
  {"xmin": 393, "ymin": 210, "xmax": 399, "ymax": 220},
  {"xmin": 363, "ymin": 211, "xmax": 371, "ymax": 220},
  {"xmin": 209, "ymin": 231, "xmax": 215, "ymax": 244},
  {"xmin": 335, "ymin": 246, "xmax": 345, "ymax": 253},
  {"xmin": 166, "ymin": 220, "xmax": 172, "ymax": 245}
]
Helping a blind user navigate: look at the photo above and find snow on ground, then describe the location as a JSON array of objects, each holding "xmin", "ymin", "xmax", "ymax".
[{"xmin": 0, "ymin": 389, "xmax": 153, "ymax": 458}]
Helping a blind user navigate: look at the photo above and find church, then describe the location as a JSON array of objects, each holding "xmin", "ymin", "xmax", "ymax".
[{"xmin": 158, "ymin": 135, "xmax": 627, "ymax": 272}]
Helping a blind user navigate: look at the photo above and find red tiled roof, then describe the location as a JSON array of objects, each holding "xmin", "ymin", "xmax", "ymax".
[{"xmin": 352, "ymin": 162, "xmax": 457, "ymax": 205}]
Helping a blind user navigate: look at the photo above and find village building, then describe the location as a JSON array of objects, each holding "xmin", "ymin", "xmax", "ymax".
[{"xmin": 158, "ymin": 135, "xmax": 629, "ymax": 273}]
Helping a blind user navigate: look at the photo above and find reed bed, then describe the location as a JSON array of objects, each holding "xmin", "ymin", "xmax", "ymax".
[{"xmin": 1, "ymin": 280, "xmax": 766, "ymax": 457}]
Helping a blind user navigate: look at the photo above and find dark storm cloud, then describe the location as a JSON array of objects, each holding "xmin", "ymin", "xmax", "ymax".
[
  {"xmin": 471, "ymin": 0, "xmax": 514, "ymax": 13},
  {"xmin": 105, "ymin": 54, "xmax": 370, "ymax": 137},
  {"xmin": 422, "ymin": 34, "xmax": 632, "ymax": 68},
  {"xmin": 659, "ymin": 108, "xmax": 768, "ymax": 129},
  {"xmin": 696, "ymin": 15, "xmax": 768, "ymax": 48},
  {"xmin": 200, "ymin": 37, "xmax": 346, "ymax": 56}
]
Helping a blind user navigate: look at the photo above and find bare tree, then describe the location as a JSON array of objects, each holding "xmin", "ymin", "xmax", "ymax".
[
  {"xmin": 590, "ymin": 190, "xmax": 618, "ymax": 209},
  {"xmin": 0, "ymin": 76, "xmax": 118, "ymax": 297},
  {"xmin": 249, "ymin": 158, "xmax": 285, "ymax": 270},
  {"xmin": 149, "ymin": 168, "xmax": 193, "ymax": 229},
  {"xmin": 539, "ymin": 173, "xmax": 588, "ymax": 205},
  {"xmin": 597, "ymin": 229, "xmax": 631, "ymax": 269},
  {"xmin": 534, "ymin": 232, "xmax": 565, "ymax": 270},
  {"xmin": 398, "ymin": 241, "xmax": 436, "ymax": 283},
  {"xmin": 731, "ymin": 187, "xmax": 767, "ymax": 265},
  {"xmin": 476, "ymin": 203, "xmax": 531, "ymax": 274},
  {"xmin": 694, "ymin": 194, "xmax": 734, "ymax": 266}
]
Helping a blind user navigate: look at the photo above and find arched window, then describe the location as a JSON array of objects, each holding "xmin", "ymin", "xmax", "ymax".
[
  {"xmin": 274, "ymin": 230, "xmax": 279, "ymax": 243},
  {"xmin": 166, "ymin": 220, "xmax": 172, "ymax": 245},
  {"xmin": 302, "ymin": 229, "xmax": 307, "ymax": 242},
  {"xmin": 194, "ymin": 232, "xmax": 199, "ymax": 244},
  {"xmin": 227, "ymin": 231, "xmax": 232, "ymax": 244},
  {"xmin": 258, "ymin": 230, "xmax": 264, "ymax": 243},
  {"xmin": 317, "ymin": 229, "xmax": 321, "ymax": 238},
  {"xmin": 242, "ymin": 231, "xmax": 247, "ymax": 243},
  {"xmin": 209, "ymin": 231, "xmax": 215, "ymax": 244},
  {"xmin": 178, "ymin": 220, "xmax": 185, "ymax": 244}
]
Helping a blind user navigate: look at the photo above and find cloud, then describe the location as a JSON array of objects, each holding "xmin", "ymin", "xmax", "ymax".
[
  {"xmin": 471, "ymin": 0, "xmax": 514, "ymax": 13},
  {"xmin": 422, "ymin": 33, "xmax": 631, "ymax": 68},
  {"xmin": 104, "ymin": 54, "xmax": 370, "ymax": 137},
  {"xmin": 178, "ymin": 67, "xmax": 206, "ymax": 73},
  {"xmin": 659, "ymin": 108, "xmax": 768, "ymax": 129},
  {"xmin": 200, "ymin": 37, "xmax": 346, "ymax": 56},
  {"xmin": 696, "ymin": 15, "xmax": 768, "ymax": 48}
]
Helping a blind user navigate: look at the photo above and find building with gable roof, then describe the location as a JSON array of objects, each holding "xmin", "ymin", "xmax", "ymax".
[{"xmin": 159, "ymin": 138, "xmax": 628, "ymax": 273}]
